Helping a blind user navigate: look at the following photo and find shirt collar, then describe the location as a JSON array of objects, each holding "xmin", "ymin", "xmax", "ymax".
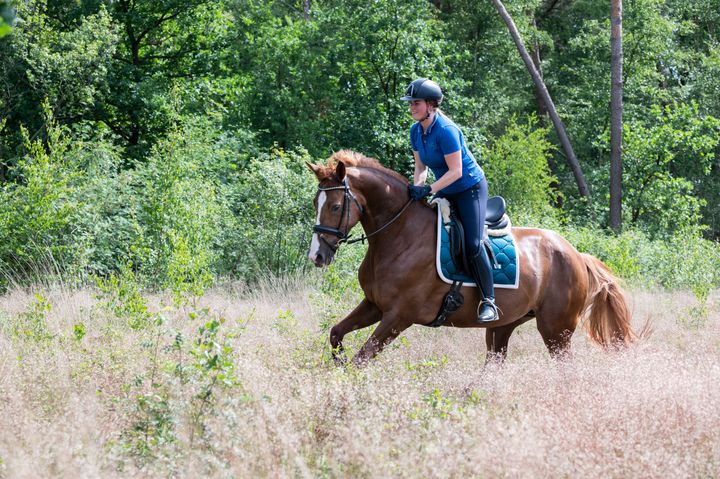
[{"xmin": 422, "ymin": 112, "xmax": 440, "ymax": 137}]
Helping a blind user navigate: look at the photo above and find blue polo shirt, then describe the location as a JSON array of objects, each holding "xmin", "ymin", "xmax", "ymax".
[{"xmin": 411, "ymin": 112, "xmax": 484, "ymax": 195}]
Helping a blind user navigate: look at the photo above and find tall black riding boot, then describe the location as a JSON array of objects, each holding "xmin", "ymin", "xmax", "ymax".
[{"xmin": 468, "ymin": 247, "xmax": 499, "ymax": 323}]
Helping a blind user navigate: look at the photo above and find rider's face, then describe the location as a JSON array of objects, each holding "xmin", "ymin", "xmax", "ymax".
[{"xmin": 409, "ymin": 100, "xmax": 432, "ymax": 121}]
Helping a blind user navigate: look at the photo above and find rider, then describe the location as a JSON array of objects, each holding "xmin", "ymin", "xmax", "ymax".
[{"xmin": 402, "ymin": 78, "xmax": 498, "ymax": 323}]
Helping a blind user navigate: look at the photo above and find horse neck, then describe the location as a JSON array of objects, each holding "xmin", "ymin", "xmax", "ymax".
[{"xmin": 348, "ymin": 167, "xmax": 432, "ymax": 245}]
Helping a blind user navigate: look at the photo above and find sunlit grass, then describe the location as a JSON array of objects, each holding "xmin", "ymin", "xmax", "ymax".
[{"xmin": 0, "ymin": 283, "xmax": 718, "ymax": 478}]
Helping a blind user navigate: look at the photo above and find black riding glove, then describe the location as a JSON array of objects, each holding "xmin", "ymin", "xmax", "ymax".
[{"xmin": 408, "ymin": 184, "xmax": 432, "ymax": 201}]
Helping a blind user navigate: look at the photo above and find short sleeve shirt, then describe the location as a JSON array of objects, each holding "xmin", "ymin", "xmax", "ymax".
[{"xmin": 411, "ymin": 112, "xmax": 484, "ymax": 194}]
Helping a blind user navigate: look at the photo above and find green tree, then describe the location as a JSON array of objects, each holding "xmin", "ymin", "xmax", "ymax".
[
  {"xmin": 483, "ymin": 115, "xmax": 561, "ymax": 223},
  {"xmin": 228, "ymin": 0, "xmax": 453, "ymax": 173},
  {"xmin": 621, "ymin": 102, "xmax": 719, "ymax": 237},
  {"xmin": 0, "ymin": 1, "xmax": 13, "ymax": 37},
  {"xmin": 0, "ymin": 2, "xmax": 117, "ymax": 173}
]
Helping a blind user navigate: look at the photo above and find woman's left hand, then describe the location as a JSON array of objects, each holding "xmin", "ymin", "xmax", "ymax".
[{"xmin": 408, "ymin": 184, "xmax": 432, "ymax": 201}]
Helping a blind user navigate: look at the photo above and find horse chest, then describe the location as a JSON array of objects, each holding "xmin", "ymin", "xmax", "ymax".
[{"xmin": 358, "ymin": 251, "xmax": 431, "ymax": 307}]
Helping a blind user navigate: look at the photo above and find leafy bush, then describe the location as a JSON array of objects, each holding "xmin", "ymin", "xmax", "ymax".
[
  {"xmin": 563, "ymin": 225, "xmax": 720, "ymax": 290},
  {"xmin": 130, "ymin": 121, "xmax": 228, "ymax": 287},
  {"xmin": 94, "ymin": 263, "xmax": 159, "ymax": 330},
  {"xmin": 621, "ymin": 102, "xmax": 719, "ymax": 238},
  {"xmin": 0, "ymin": 107, "xmax": 82, "ymax": 286},
  {"xmin": 483, "ymin": 115, "xmax": 562, "ymax": 225},
  {"xmin": 223, "ymin": 147, "xmax": 317, "ymax": 281}
]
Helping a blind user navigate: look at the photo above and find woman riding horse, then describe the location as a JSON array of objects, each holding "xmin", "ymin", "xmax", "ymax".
[
  {"xmin": 307, "ymin": 152, "xmax": 635, "ymax": 366},
  {"xmin": 403, "ymin": 78, "xmax": 498, "ymax": 323}
]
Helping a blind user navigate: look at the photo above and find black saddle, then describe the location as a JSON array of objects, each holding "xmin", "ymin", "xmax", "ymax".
[{"xmin": 486, "ymin": 196, "xmax": 508, "ymax": 230}]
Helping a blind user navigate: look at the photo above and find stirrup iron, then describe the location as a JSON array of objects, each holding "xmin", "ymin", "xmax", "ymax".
[{"xmin": 477, "ymin": 298, "xmax": 499, "ymax": 323}]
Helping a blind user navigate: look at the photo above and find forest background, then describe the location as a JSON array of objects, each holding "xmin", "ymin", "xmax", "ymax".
[{"xmin": 0, "ymin": 0, "xmax": 719, "ymax": 292}]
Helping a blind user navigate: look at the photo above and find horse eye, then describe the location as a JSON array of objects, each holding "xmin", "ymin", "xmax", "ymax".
[{"xmin": 331, "ymin": 204, "xmax": 341, "ymax": 213}]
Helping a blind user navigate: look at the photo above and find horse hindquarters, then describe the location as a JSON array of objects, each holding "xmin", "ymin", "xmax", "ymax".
[{"xmin": 580, "ymin": 253, "xmax": 635, "ymax": 348}]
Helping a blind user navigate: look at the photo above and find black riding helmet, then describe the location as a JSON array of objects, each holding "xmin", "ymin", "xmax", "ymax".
[{"xmin": 400, "ymin": 78, "xmax": 443, "ymax": 102}]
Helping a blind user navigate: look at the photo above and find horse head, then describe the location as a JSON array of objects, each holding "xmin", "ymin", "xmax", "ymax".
[{"xmin": 306, "ymin": 160, "xmax": 364, "ymax": 267}]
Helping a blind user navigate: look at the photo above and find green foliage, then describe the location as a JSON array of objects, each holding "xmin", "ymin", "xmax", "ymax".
[
  {"xmin": 0, "ymin": 2, "xmax": 118, "ymax": 161},
  {"xmin": 119, "ymin": 306, "xmax": 244, "ymax": 461},
  {"xmin": 621, "ymin": 103, "xmax": 720, "ymax": 237},
  {"xmin": 0, "ymin": 1, "xmax": 13, "ymax": 38},
  {"xmin": 73, "ymin": 322, "xmax": 87, "ymax": 341},
  {"xmin": 122, "ymin": 387, "xmax": 176, "ymax": 461},
  {"xmin": 132, "ymin": 120, "xmax": 225, "ymax": 286},
  {"xmin": 0, "ymin": 105, "xmax": 81, "ymax": 285},
  {"xmin": 563, "ymin": 226, "xmax": 720, "ymax": 290},
  {"xmin": 94, "ymin": 263, "xmax": 158, "ymax": 330},
  {"xmin": 11, "ymin": 292, "xmax": 53, "ymax": 342},
  {"xmin": 231, "ymin": 0, "xmax": 452, "ymax": 172},
  {"xmin": 272, "ymin": 308, "xmax": 298, "ymax": 334},
  {"xmin": 564, "ymin": 227, "xmax": 644, "ymax": 282},
  {"xmin": 681, "ymin": 279, "xmax": 712, "ymax": 329},
  {"xmin": 227, "ymin": 147, "xmax": 317, "ymax": 280},
  {"xmin": 187, "ymin": 315, "xmax": 239, "ymax": 445},
  {"xmin": 0, "ymin": 0, "xmax": 719, "ymax": 289},
  {"xmin": 483, "ymin": 115, "xmax": 562, "ymax": 223}
]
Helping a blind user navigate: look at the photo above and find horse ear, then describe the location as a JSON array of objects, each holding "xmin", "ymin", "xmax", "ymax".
[
  {"xmin": 335, "ymin": 161, "xmax": 346, "ymax": 181},
  {"xmin": 305, "ymin": 162, "xmax": 323, "ymax": 180}
]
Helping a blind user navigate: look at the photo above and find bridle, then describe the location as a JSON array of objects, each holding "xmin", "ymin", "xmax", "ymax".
[
  {"xmin": 313, "ymin": 178, "xmax": 413, "ymax": 251},
  {"xmin": 313, "ymin": 179, "xmax": 364, "ymax": 251}
]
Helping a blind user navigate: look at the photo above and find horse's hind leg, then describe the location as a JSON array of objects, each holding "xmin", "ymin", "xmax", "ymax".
[
  {"xmin": 330, "ymin": 299, "xmax": 381, "ymax": 366},
  {"xmin": 536, "ymin": 311, "xmax": 579, "ymax": 359}
]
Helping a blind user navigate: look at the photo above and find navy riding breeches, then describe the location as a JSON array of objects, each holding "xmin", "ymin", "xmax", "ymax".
[{"xmin": 439, "ymin": 178, "xmax": 488, "ymax": 256}]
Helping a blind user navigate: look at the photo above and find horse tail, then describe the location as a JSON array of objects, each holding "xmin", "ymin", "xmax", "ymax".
[{"xmin": 580, "ymin": 253, "xmax": 635, "ymax": 348}]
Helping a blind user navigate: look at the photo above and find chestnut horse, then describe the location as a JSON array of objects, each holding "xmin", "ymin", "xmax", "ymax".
[{"xmin": 307, "ymin": 150, "xmax": 635, "ymax": 366}]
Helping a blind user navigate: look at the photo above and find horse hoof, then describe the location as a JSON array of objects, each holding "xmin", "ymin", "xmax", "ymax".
[{"xmin": 332, "ymin": 354, "xmax": 348, "ymax": 367}]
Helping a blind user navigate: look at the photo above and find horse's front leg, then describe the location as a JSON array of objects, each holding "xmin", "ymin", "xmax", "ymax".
[
  {"xmin": 351, "ymin": 312, "xmax": 412, "ymax": 367},
  {"xmin": 330, "ymin": 299, "xmax": 382, "ymax": 366}
]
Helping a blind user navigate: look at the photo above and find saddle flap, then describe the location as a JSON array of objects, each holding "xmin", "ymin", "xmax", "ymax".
[{"xmin": 448, "ymin": 216, "xmax": 469, "ymax": 274}]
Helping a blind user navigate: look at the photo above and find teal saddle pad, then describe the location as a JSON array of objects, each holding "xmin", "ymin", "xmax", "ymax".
[{"xmin": 435, "ymin": 207, "xmax": 519, "ymax": 289}]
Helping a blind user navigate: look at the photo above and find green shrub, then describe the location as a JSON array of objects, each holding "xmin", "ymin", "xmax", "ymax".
[
  {"xmin": 563, "ymin": 225, "xmax": 720, "ymax": 290},
  {"xmin": 94, "ymin": 263, "xmax": 158, "ymax": 330},
  {"xmin": 131, "ymin": 119, "xmax": 230, "ymax": 291},
  {"xmin": 483, "ymin": 115, "xmax": 562, "ymax": 224},
  {"xmin": 0, "ymin": 106, "xmax": 81, "ymax": 286},
  {"xmin": 11, "ymin": 292, "xmax": 54, "ymax": 343},
  {"xmin": 619, "ymin": 102, "xmax": 719, "ymax": 238},
  {"xmin": 224, "ymin": 147, "xmax": 317, "ymax": 281}
]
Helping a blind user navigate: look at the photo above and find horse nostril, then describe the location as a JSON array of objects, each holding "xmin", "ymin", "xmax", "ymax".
[{"xmin": 316, "ymin": 253, "xmax": 324, "ymax": 264}]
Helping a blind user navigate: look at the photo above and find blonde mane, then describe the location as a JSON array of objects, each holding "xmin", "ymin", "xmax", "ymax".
[{"xmin": 319, "ymin": 149, "xmax": 408, "ymax": 184}]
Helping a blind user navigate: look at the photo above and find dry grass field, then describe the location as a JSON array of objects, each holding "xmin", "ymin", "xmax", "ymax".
[{"xmin": 0, "ymin": 278, "xmax": 718, "ymax": 478}]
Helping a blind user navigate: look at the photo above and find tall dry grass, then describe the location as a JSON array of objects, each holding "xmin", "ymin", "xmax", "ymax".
[{"xmin": 0, "ymin": 281, "xmax": 718, "ymax": 478}]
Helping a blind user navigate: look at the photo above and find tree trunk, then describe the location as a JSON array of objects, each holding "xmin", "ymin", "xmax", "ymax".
[
  {"xmin": 609, "ymin": 0, "xmax": 623, "ymax": 231},
  {"xmin": 491, "ymin": 0, "xmax": 590, "ymax": 197},
  {"xmin": 303, "ymin": 0, "xmax": 311, "ymax": 20},
  {"xmin": 530, "ymin": 14, "xmax": 549, "ymax": 118}
]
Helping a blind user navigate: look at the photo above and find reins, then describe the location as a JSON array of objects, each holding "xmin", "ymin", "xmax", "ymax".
[
  {"xmin": 344, "ymin": 199, "xmax": 412, "ymax": 245},
  {"xmin": 313, "ymin": 179, "xmax": 413, "ymax": 250}
]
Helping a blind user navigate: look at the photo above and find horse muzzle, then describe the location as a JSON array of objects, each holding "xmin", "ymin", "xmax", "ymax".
[
  {"xmin": 308, "ymin": 249, "xmax": 335, "ymax": 267},
  {"xmin": 308, "ymin": 233, "xmax": 338, "ymax": 267}
]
